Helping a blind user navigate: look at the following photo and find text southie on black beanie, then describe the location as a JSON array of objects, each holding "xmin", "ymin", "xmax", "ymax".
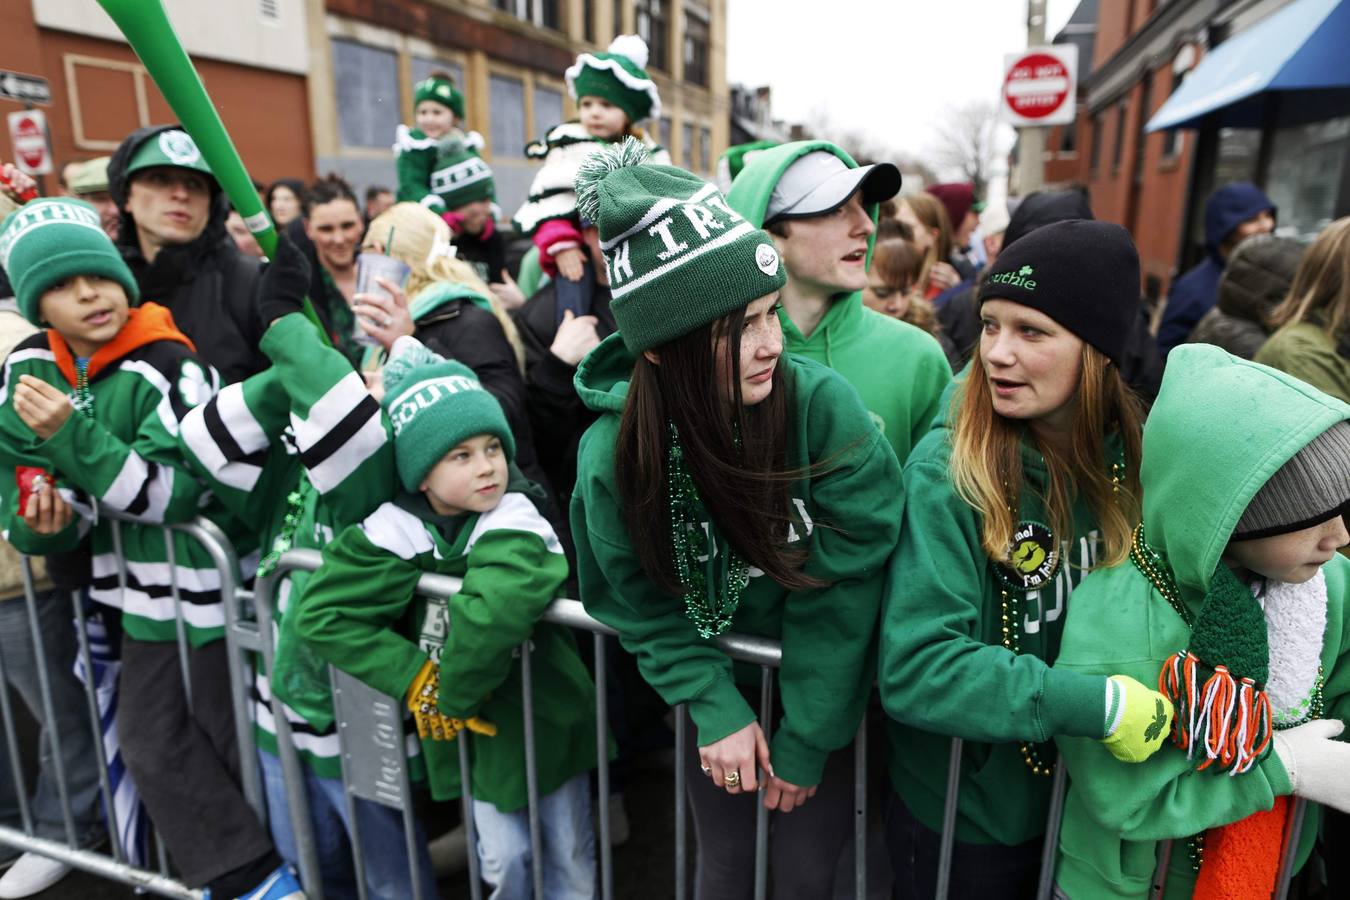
[{"xmin": 978, "ymin": 219, "xmax": 1140, "ymax": 366}]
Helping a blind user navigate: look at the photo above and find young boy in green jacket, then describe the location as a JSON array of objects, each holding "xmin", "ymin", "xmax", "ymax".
[
  {"xmin": 0, "ymin": 198, "xmax": 299, "ymax": 900},
  {"xmin": 1053, "ymin": 344, "xmax": 1350, "ymax": 900},
  {"xmin": 293, "ymin": 343, "xmax": 600, "ymax": 899}
]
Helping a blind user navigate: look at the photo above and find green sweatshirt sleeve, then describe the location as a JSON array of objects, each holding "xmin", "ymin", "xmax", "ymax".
[
  {"xmin": 907, "ymin": 341, "xmax": 954, "ymax": 458},
  {"xmin": 396, "ymin": 144, "xmax": 441, "ymax": 208},
  {"xmin": 259, "ymin": 314, "xmax": 395, "ymax": 526},
  {"xmin": 572, "ymin": 455, "xmax": 756, "ymax": 747},
  {"xmin": 291, "ymin": 515, "xmax": 429, "ymax": 702},
  {"xmin": 770, "ymin": 378, "xmax": 904, "ymax": 787},
  {"xmin": 38, "ymin": 362, "xmax": 208, "ymax": 525},
  {"xmin": 437, "ymin": 526, "xmax": 569, "ymax": 718},
  {"xmin": 879, "ymin": 456, "xmax": 1107, "ymax": 744}
]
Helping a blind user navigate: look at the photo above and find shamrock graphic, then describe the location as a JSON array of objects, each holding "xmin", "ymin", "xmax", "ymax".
[
  {"xmin": 1018, "ymin": 265, "xmax": 1034, "ymax": 277},
  {"xmin": 1144, "ymin": 698, "xmax": 1168, "ymax": 742}
]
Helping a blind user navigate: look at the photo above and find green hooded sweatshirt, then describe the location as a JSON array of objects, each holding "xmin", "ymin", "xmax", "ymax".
[
  {"xmin": 1052, "ymin": 346, "xmax": 1350, "ymax": 899},
  {"xmin": 570, "ymin": 334, "xmax": 903, "ymax": 787},
  {"xmin": 879, "ymin": 377, "xmax": 1116, "ymax": 845},
  {"xmin": 726, "ymin": 141, "xmax": 952, "ymax": 463}
]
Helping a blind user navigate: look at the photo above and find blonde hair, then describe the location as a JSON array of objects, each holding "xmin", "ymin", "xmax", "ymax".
[
  {"xmin": 899, "ymin": 193, "xmax": 953, "ymax": 293},
  {"xmin": 366, "ymin": 202, "xmax": 525, "ymax": 371},
  {"xmin": 949, "ymin": 344, "xmax": 1144, "ymax": 569},
  {"xmin": 1266, "ymin": 217, "xmax": 1350, "ymax": 337}
]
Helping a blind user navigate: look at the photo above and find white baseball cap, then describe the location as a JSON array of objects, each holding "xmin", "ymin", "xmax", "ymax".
[{"xmin": 764, "ymin": 151, "xmax": 902, "ymax": 226}]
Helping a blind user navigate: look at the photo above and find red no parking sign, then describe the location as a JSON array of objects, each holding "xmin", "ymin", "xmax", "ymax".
[
  {"xmin": 1002, "ymin": 45, "xmax": 1078, "ymax": 127},
  {"xmin": 7, "ymin": 110, "xmax": 52, "ymax": 176}
]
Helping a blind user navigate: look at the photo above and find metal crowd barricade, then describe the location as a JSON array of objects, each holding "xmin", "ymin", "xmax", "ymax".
[{"xmin": 0, "ymin": 511, "xmax": 1319, "ymax": 900}]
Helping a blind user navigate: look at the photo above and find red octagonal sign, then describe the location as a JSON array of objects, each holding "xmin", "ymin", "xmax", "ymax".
[
  {"xmin": 1004, "ymin": 52, "xmax": 1071, "ymax": 121},
  {"xmin": 10, "ymin": 114, "xmax": 47, "ymax": 172}
]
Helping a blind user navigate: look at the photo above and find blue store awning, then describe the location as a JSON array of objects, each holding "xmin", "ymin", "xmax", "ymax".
[{"xmin": 1146, "ymin": 0, "xmax": 1350, "ymax": 131}]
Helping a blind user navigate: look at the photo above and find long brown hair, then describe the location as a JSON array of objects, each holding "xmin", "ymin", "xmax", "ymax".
[
  {"xmin": 615, "ymin": 308, "xmax": 828, "ymax": 595},
  {"xmin": 949, "ymin": 344, "xmax": 1144, "ymax": 569},
  {"xmin": 870, "ymin": 237, "xmax": 942, "ymax": 336},
  {"xmin": 1266, "ymin": 217, "xmax": 1350, "ymax": 336},
  {"xmin": 901, "ymin": 193, "xmax": 954, "ymax": 289}
]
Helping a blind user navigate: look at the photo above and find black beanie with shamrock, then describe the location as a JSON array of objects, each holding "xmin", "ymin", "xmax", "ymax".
[{"xmin": 978, "ymin": 219, "xmax": 1140, "ymax": 366}]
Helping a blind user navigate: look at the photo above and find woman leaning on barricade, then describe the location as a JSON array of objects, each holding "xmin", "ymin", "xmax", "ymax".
[
  {"xmin": 569, "ymin": 139, "xmax": 903, "ymax": 899},
  {"xmin": 878, "ymin": 220, "xmax": 1175, "ymax": 900}
]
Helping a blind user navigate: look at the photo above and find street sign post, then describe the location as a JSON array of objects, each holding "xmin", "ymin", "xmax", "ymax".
[
  {"xmin": 7, "ymin": 110, "xmax": 53, "ymax": 176},
  {"xmin": 1001, "ymin": 45, "xmax": 1078, "ymax": 127},
  {"xmin": 0, "ymin": 71, "xmax": 52, "ymax": 107}
]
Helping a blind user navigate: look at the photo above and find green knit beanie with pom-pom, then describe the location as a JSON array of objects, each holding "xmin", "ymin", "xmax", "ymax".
[
  {"xmin": 414, "ymin": 74, "xmax": 465, "ymax": 120},
  {"xmin": 381, "ymin": 336, "xmax": 515, "ymax": 491},
  {"xmin": 574, "ymin": 137, "xmax": 787, "ymax": 353}
]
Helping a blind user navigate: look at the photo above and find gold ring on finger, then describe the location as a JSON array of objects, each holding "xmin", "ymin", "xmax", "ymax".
[{"xmin": 724, "ymin": 770, "xmax": 741, "ymax": 789}]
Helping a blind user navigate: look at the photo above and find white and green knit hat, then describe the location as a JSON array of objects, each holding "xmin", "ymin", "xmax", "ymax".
[
  {"xmin": 566, "ymin": 35, "xmax": 661, "ymax": 124},
  {"xmin": 575, "ymin": 139, "xmax": 786, "ymax": 353},
  {"xmin": 432, "ymin": 137, "xmax": 495, "ymax": 209},
  {"xmin": 381, "ymin": 337, "xmax": 515, "ymax": 491},
  {"xmin": 0, "ymin": 198, "xmax": 139, "ymax": 325}
]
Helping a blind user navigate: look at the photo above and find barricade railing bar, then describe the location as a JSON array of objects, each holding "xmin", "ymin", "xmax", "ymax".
[{"xmin": 0, "ymin": 513, "xmax": 1317, "ymax": 900}]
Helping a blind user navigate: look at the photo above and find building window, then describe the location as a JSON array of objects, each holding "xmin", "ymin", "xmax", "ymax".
[
  {"xmin": 1059, "ymin": 119, "xmax": 1077, "ymax": 155},
  {"xmin": 658, "ymin": 116, "xmax": 672, "ymax": 149},
  {"xmin": 411, "ymin": 57, "xmax": 465, "ymax": 101},
  {"xmin": 614, "ymin": 0, "xmax": 625, "ymax": 36},
  {"xmin": 1162, "ymin": 69, "xmax": 1187, "ymax": 158},
  {"xmin": 699, "ymin": 126, "xmax": 711, "ymax": 172},
  {"xmin": 489, "ymin": 74, "xmax": 527, "ymax": 158},
  {"xmin": 332, "ymin": 39, "xmax": 400, "ymax": 149},
  {"xmin": 1090, "ymin": 112, "xmax": 1104, "ymax": 172},
  {"xmin": 1112, "ymin": 100, "xmax": 1129, "ymax": 171},
  {"xmin": 681, "ymin": 122, "xmax": 694, "ymax": 169},
  {"xmin": 635, "ymin": 0, "xmax": 668, "ymax": 70},
  {"xmin": 533, "ymin": 85, "xmax": 563, "ymax": 140},
  {"xmin": 493, "ymin": 0, "xmax": 560, "ymax": 30},
  {"xmin": 1133, "ymin": 74, "xmax": 1152, "ymax": 181},
  {"xmin": 683, "ymin": 5, "xmax": 709, "ymax": 87}
]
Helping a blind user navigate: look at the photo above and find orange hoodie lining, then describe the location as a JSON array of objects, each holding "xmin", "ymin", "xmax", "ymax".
[{"xmin": 46, "ymin": 303, "xmax": 196, "ymax": 386}]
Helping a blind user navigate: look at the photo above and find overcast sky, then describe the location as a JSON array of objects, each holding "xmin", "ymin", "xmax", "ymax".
[{"xmin": 726, "ymin": 0, "xmax": 1080, "ymax": 179}]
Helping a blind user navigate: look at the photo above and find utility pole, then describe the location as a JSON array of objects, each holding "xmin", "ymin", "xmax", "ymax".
[{"xmin": 1014, "ymin": 0, "xmax": 1048, "ymax": 195}]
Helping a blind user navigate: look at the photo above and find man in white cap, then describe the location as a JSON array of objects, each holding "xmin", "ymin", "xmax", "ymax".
[{"xmin": 727, "ymin": 141, "xmax": 952, "ymax": 461}]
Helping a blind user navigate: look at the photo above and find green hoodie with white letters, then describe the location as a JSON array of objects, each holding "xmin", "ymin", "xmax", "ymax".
[{"xmin": 570, "ymin": 333, "xmax": 903, "ymax": 787}]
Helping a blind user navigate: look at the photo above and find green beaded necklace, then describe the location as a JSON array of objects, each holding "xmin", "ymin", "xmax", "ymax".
[
  {"xmin": 667, "ymin": 422, "xmax": 750, "ymax": 639},
  {"xmin": 257, "ymin": 476, "xmax": 313, "ymax": 579},
  {"xmin": 72, "ymin": 358, "xmax": 94, "ymax": 420}
]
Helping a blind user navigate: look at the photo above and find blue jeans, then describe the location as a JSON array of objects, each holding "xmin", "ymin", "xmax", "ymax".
[
  {"xmin": 0, "ymin": 591, "xmax": 104, "ymax": 847},
  {"xmin": 472, "ymin": 772, "xmax": 595, "ymax": 900},
  {"xmin": 258, "ymin": 748, "xmax": 437, "ymax": 900}
]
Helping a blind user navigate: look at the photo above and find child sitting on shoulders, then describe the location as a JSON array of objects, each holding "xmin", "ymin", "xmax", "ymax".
[
  {"xmin": 513, "ymin": 35, "xmax": 670, "ymax": 283},
  {"xmin": 293, "ymin": 340, "xmax": 602, "ymax": 899},
  {"xmin": 395, "ymin": 71, "xmax": 487, "ymax": 212}
]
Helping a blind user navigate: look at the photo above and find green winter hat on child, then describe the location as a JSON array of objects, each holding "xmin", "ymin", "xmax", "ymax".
[
  {"xmin": 381, "ymin": 337, "xmax": 516, "ymax": 492},
  {"xmin": 566, "ymin": 35, "xmax": 661, "ymax": 124},
  {"xmin": 0, "ymin": 198, "xmax": 140, "ymax": 325},
  {"xmin": 431, "ymin": 137, "xmax": 495, "ymax": 209},
  {"xmin": 414, "ymin": 74, "xmax": 465, "ymax": 120},
  {"xmin": 574, "ymin": 138, "xmax": 786, "ymax": 353}
]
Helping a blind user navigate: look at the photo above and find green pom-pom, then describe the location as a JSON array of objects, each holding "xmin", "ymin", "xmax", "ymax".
[
  {"xmin": 383, "ymin": 336, "xmax": 445, "ymax": 399},
  {"xmin": 574, "ymin": 137, "xmax": 650, "ymax": 224}
]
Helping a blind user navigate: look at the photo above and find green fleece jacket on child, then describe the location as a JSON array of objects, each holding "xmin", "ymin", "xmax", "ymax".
[
  {"xmin": 879, "ymin": 379, "xmax": 1117, "ymax": 846},
  {"xmin": 1051, "ymin": 348, "xmax": 1350, "ymax": 900},
  {"xmin": 178, "ymin": 312, "xmax": 396, "ymax": 778},
  {"xmin": 0, "ymin": 303, "xmax": 245, "ymax": 646},
  {"xmin": 394, "ymin": 125, "xmax": 486, "ymax": 211},
  {"xmin": 726, "ymin": 140, "xmax": 953, "ymax": 462},
  {"xmin": 571, "ymin": 334, "xmax": 903, "ymax": 788},
  {"xmin": 293, "ymin": 483, "xmax": 599, "ymax": 810}
]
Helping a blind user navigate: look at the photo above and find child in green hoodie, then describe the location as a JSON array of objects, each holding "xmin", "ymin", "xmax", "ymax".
[
  {"xmin": 0, "ymin": 198, "xmax": 300, "ymax": 899},
  {"xmin": 1052, "ymin": 344, "xmax": 1350, "ymax": 900},
  {"xmin": 569, "ymin": 139, "xmax": 903, "ymax": 897},
  {"xmin": 394, "ymin": 72, "xmax": 486, "ymax": 211},
  {"xmin": 879, "ymin": 220, "xmax": 1175, "ymax": 900},
  {"xmin": 293, "ymin": 342, "xmax": 599, "ymax": 900}
]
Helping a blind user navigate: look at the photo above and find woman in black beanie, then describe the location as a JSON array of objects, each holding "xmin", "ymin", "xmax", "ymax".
[{"xmin": 878, "ymin": 220, "xmax": 1169, "ymax": 899}]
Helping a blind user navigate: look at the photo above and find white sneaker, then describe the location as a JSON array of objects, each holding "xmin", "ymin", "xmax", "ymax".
[{"xmin": 0, "ymin": 853, "xmax": 71, "ymax": 898}]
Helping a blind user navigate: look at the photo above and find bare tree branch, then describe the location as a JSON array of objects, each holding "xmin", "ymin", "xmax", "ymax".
[{"xmin": 929, "ymin": 100, "xmax": 1001, "ymax": 196}]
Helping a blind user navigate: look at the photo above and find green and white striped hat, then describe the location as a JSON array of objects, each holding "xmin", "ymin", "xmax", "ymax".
[
  {"xmin": 575, "ymin": 139, "xmax": 786, "ymax": 353},
  {"xmin": 431, "ymin": 138, "xmax": 495, "ymax": 209}
]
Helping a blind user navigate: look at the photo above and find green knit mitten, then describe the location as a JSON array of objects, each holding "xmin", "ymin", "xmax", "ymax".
[{"xmin": 1101, "ymin": 674, "xmax": 1174, "ymax": 763}]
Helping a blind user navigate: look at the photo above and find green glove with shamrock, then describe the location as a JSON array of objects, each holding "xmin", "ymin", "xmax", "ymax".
[{"xmin": 1100, "ymin": 674, "xmax": 1174, "ymax": 763}]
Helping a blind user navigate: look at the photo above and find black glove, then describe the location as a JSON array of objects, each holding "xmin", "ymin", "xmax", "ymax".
[{"xmin": 257, "ymin": 230, "xmax": 313, "ymax": 326}]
